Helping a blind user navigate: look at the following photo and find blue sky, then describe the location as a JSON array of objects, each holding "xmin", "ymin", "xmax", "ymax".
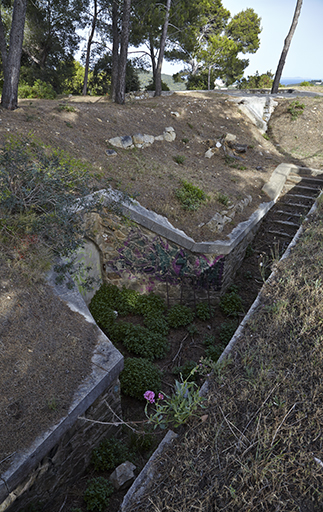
[{"xmin": 163, "ymin": 0, "xmax": 323, "ymax": 80}]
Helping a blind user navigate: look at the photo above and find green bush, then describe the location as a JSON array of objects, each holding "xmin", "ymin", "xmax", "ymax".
[
  {"xmin": 120, "ymin": 358, "xmax": 162, "ymax": 400},
  {"xmin": 195, "ymin": 303, "xmax": 213, "ymax": 321},
  {"xmin": 144, "ymin": 312, "xmax": 170, "ymax": 336},
  {"xmin": 145, "ymin": 79, "xmax": 170, "ymax": 91},
  {"xmin": 108, "ymin": 321, "xmax": 133, "ymax": 344},
  {"xmin": 238, "ymin": 71, "xmax": 274, "ymax": 90},
  {"xmin": 203, "ymin": 334, "xmax": 225, "ymax": 362},
  {"xmin": 91, "ymin": 437, "xmax": 131, "ymax": 472},
  {"xmin": 167, "ymin": 304, "xmax": 195, "ymax": 328},
  {"xmin": 219, "ymin": 289, "xmax": 243, "ymax": 317},
  {"xmin": 18, "ymin": 79, "xmax": 57, "ymax": 99},
  {"xmin": 219, "ymin": 320, "xmax": 238, "ymax": 344},
  {"xmin": 287, "ymin": 100, "xmax": 305, "ymax": 121},
  {"xmin": 172, "ymin": 360, "xmax": 199, "ymax": 381},
  {"xmin": 123, "ymin": 324, "xmax": 169, "ymax": 360},
  {"xmin": 175, "ymin": 180, "xmax": 208, "ymax": 211},
  {"xmin": 83, "ymin": 477, "xmax": 114, "ymax": 511},
  {"xmin": 136, "ymin": 293, "xmax": 165, "ymax": 316}
]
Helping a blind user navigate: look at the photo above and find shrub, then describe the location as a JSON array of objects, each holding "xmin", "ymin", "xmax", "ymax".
[
  {"xmin": 167, "ymin": 304, "xmax": 195, "ymax": 328},
  {"xmin": 145, "ymin": 79, "xmax": 170, "ymax": 91},
  {"xmin": 219, "ymin": 289, "xmax": 243, "ymax": 317},
  {"xmin": 172, "ymin": 360, "xmax": 199, "ymax": 381},
  {"xmin": 144, "ymin": 312, "xmax": 170, "ymax": 336},
  {"xmin": 136, "ymin": 293, "xmax": 165, "ymax": 316},
  {"xmin": 173, "ymin": 155, "xmax": 186, "ymax": 165},
  {"xmin": 91, "ymin": 437, "xmax": 131, "ymax": 472},
  {"xmin": 18, "ymin": 79, "xmax": 57, "ymax": 99},
  {"xmin": 83, "ymin": 477, "xmax": 114, "ymax": 511},
  {"xmin": 123, "ymin": 324, "xmax": 169, "ymax": 360},
  {"xmin": 175, "ymin": 180, "xmax": 208, "ymax": 211},
  {"xmin": 238, "ymin": 71, "xmax": 274, "ymax": 90},
  {"xmin": 219, "ymin": 320, "xmax": 238, "ymax": 344},
  {"xmin": 203, "ymin": 334, "xmax": 225, "ymax": 362},
  {"xmin": 195, "ymin": 303, "xmax": 213, "ymax": 321},
  {"xmin": 108, "ymin": 321, "xmax": 133, "ymax": 344},
  {"xmin": 287, "ymin": 100, "xmax": 305, "ymax": 120},
  {"xmin": 120, "ymin": 358, "xmax": 162, "ymax": 400}
]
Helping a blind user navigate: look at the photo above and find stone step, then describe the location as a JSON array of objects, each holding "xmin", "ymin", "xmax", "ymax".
[
  {"xmin": 268, "ymin": 230, "xmax": 294, "ymax": 238},
  {"xmin": 275, "ymin": 210, "xmax": 302, "ymax": 217},
  {"xmin": 273, "ymin": 219, "xmax": 300, "ymax": 228}
]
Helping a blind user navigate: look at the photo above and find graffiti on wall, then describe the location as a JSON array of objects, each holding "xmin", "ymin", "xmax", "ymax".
[{"xmin": 107, "ymin": 227, "xmax": 225, "ymax": 291}]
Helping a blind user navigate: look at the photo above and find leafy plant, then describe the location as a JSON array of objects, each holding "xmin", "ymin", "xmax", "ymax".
[
  {"xmin": 173, "ymin": 155, "xmax": 186, "ymax": 165},
  {"xmin": 217, "ymin": 192, "xmax": 230, "ymax": 206},
  {"xmin": 196, "ymin": 302, "xmax": 213, "ymax": 320},
  {"xmin": 83, "ymin": 477, "xmax": 114, "ymax": 512},
  {"xmin": 262, "ymin": 133, "xmax": 270, "ymax": 140},
  {"xmin": 219, "ymin": 320, "xmax": 238, "ymax": 344},
  {"xmin": 182, "ymin": 137, "xmax": 189, "ymax": 144},
  {"xmin": 144, "ymin": 368, "xmax": 206, "ymax": 429},
  {"xmin": 58, "ymin": 103, "xmax": 76, "ymax": 112},
  {"xmin": 18, "ymin": 79, "xmax": 57, "ymax": 99},
  {"xmin": 287, "ymin": 100, "xmax": 305, "ymax": 120},
  {"xmin": 144, "ymin": 312, "xmax": 170, "ymax": 336},
  {"xmin": 172, "ymin": 360, "xmax": 199, "ymax": 381},
  {"xmin": 91, "ymin": 437, "xmax": 132, "ymax": 472},
  {"xmin": 167, "ymin": 304, "xmax": 195, "ymax": 328},
  {"xmin": 175, "ymin": 180, "xmax": 208, "ymax": 211},
  {"xmin": 219, "ymin": 289, "xmax": 243, "ymax": 317},
  {"xmin": 120, "ymin": 358, "xmax": 162, "ymax": 401},
  {"xmin": 203, "ymin": 334, "xmax": 226, "ymax": 362},
  {"xmin": 122, "ymin": 324, "xmax": 169, "ymax": 360}
]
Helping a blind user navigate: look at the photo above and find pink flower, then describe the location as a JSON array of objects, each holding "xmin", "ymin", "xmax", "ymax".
[
  {"xmin": 144, "ymin": 390, "xmax": 155, "ymax": 403},
  {"xmin": 158, "ymin": 393, "xmax": 164, "ymax": 400}
]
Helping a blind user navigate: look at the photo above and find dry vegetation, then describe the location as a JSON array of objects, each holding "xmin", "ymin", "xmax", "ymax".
[{"xmin": 128, "ymin": 199, "xmax": 323, "ymax": 512}]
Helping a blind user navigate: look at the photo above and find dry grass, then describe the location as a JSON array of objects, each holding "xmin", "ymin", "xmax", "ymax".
[{"xmin": 128, "ymin": 203, "xmax": 323, "ymax": 511}]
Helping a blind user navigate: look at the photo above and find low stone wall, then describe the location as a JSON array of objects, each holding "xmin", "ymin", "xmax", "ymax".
[{"xmin": 0, "ymin": 270, "xmax": 124, "ymax": 512}]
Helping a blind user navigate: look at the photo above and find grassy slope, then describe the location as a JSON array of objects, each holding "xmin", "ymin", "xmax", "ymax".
[{"xmin": 133, "ymin": 199, "xmax": 323, "ymax": 511}]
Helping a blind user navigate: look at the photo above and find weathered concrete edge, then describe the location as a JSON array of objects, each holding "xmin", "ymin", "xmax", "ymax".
[
  {"xmin": 120, "ymin": 430, "xmax": 178, "ymax": 512},
  {"xmin": 94, "ymin": 162, "xmax": 298, "ymax": 256},
  {"xmin": 0, "ymin": 269, "xmax": 124, "ymax": 502}
]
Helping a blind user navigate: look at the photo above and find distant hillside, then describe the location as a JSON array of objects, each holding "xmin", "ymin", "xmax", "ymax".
[{"xmin": 138, "ymin": 71, "xmax": 187, "ymax": 91}]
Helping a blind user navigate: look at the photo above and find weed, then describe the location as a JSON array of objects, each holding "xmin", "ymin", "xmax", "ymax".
[
  {"xmin": 47, "ymin": 397, "xmax": 57, "ymax": 411},
  {"xmin": 175, "ymin": 180, "xmax": 208, "ymax": 211},
  {"xmin": 262, "ymin": 133, "xmax": 270, "ymax": 140},
  {"xmin": 203, "ymin": 334, "xmax": 226, "ymax": 361},
  {"xmin": 219, "ymin": 320, "xmax": 238, "ymax": 344},
  {"xmin": 187, "ymin": 122, "xmax": 194, "ymax": 129},
  {"xmin": 65, "ymin": 121, "xmax": 73, "ymax": 128},
  {"xmin": 217, "ymin": 192, "xmax": 230, "ymax": 206},
  {"xmin": 196, "ymin": 302, "xmax": 213, "ymax": 320},
  {"xmin": 287, "ymin": 100, "xmax": 305, "ymax": 120},
  {"xmin": 182, "ymin": 137, "xmax": 189, "ymax": 144},
  {"xmin": 120, "ymin": 358, "xmax": 162, "ymax": 401},
  {"xmin": 129, "ymin": 426, "xmax": 155, "ymax": 453},
  {"xmin": 173, "ymin": 155, "xmax": 186, "ymax": 165},
  {"xmin": 58, "ymin": 104, "xmax": 76, "ymax": 112},
  {"xmin": 245, "ymin": 244, "xmax": 254, "ymax": 258},
  {"xmin": 172, "ymin": 360, "xmax": 199, "ymax": 381},
  {"xmin": 187, "ymin": 323, "xmax": 199, "ymax": 336},
  {"xmin": 167, "ymin": 304, "xmax": 195, "ymax": 328},
  {"xmin": 83, "ymin": 477, "xmax": 114, "ymax": 512},
  {"xmin": 122, "ymin": 324, "xmax": 169, "ymax": 360}
]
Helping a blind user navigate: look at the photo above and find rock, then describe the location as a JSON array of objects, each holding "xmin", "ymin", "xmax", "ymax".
[
  {"xmin": 216, "ymin": 141, "xmax": 222, "ymax": 148},
  {"xmin": 163, "ymin": 126, "xmax": 176, "ymax": 142},
  {"xmin": 206, "ymin": 212, "xmax": 232, "ymax": 233},
  {"xmin": 171, "ymin": 111, "xmax": 180, "ymax": 117},
  {"xmin": 109, "ymin": 461, "xmax": 136, "ymax": 490},
  {"xmin": 133, "ymin": 133, "xmax": 144, "ymax": 145},
  {"xmin": 120, "ymin": 135, "xmax": 133, "ymax": 149},
  {"xmin": 205, "ymin": 148, "xmax": 214, "ymax": 159},
  {"xmin": 108, "ymin": 136, "xmax": 123, "ymax": 148},
  {"xmin": 143, "ymin": 134, "xmax": 155, "ymax": 145},
  {"xmin": 155, "ymin": 135, "xmax": 165, "ymax": 141},
  {"xmin": 228, "ymin": 142, "xmax": 248, "ymax": 153},
  {"xmin": 106, "ymin": 149, "xmax": 117, "ymax": 157},
  {"xmin": 224, "ymin": 133, "xmax": 237, "ymax": 142}
]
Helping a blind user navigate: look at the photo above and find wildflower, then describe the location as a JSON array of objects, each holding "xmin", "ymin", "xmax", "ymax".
[
  {"xmin": 144, "ymin": 390, "xmax": 155, "ymax": 404},
  {"xmin": 158, "ymin": 393, "xmax": 164, "ymax": 400}
]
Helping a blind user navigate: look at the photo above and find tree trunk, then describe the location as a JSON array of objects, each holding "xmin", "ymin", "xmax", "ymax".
[
  {"xmin": 207, "ymin": 66, "xmax": 211, "ymax": 90},
  {"xmin": 82, "ymin": 0, "xmax": 98, "ymax": 96},
  {"xmin": 111, "ymin": 0, "xmax": 119, "ymax": 102},
  {"xmin": 154, "ymin": 0, "xmax": 171, "ymax": 97},
  {"xmin": 0, "ymin": 0, "xmax": 27, "ymax": 110},
  {"xmin": 115, "ymin": 0, "xmax": 131, "ymax": 104},
  {"xmin": 149, "ymin": 35, "xmax": 157, "ymax": 82},
  {"xmin": 271, "ymin": 0, "xmax": 303, "ymax": 94}
]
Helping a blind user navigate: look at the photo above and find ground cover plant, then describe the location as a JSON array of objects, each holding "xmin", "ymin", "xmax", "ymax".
[{"xmin": 125, "ymin": 201, "xmax": 323, "ymax": 511}]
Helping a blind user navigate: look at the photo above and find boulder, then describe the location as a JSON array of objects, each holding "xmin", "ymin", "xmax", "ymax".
[
  {"xmin": 163, "ymin": 127, "xmax": 176, "ymax": 142},
  {"xmin": 106, "ymin": 149, "xmax": 118, "ymax": 157},
  {"xmin": 109, "ymin": 461, "xmax": 137, "ymax": 490}
]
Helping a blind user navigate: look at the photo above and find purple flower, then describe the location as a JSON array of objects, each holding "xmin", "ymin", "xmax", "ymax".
[
  {"xmin": 158, "ymin": 393, "xmax": 164, "ymax": 400},
  {"xmin": 144, "ymin": 390, "xmax": 155, "ymax": 404}
]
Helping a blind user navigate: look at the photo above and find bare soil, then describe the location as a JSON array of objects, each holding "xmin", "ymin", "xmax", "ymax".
[{"xmin": 0, "ymin": 87, "xmax": 323, "ymax": 510}]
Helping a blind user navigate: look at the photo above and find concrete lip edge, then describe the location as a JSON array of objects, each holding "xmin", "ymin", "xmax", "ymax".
[{"xmin": 0, "ymin": 269, "xmax": 124, "ymax": 502}]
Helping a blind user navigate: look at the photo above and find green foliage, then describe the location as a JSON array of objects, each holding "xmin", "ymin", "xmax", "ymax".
[
  {"xmin": 299, "ymin": 81, "xmax": 311, "ymax": 86},
  {"xmin": 219, "ymin": 320, "xmax": 238, "ymax": 344},
  {"xmin": 145, "ymin": 79, "xmax": 170, "ymax": 92},
  {"xmin": 195, "ymin": 303, "xmax": 213, "ymax": 320},
  {"xmin": 167, "ymin": 304, "xmax": 195, "ymax": 328},
  {"xmin": 238, "ymin": 70, "xmax": 274, "ymax": 89},
  {"xmin": 136, "ymin": 293, "xmax": 166, "ymax": 316},
  {"xmin": 128, "ymin": 426, "xmax": 155, "ymax": 453},
  {"xmin": 144, "ymin": 369, "xmax": 206, "ymax": 429},
  {"xmin": 219, "ymin": 289, "xmax": 243, "ymax": 317},
  {"xmin": 144, "ymin": 312, "xmax": 170, "ymax": 336},
  {"xmin": 172, "ymin": 360, "xmax": 199, "ymax": 381},
  {"xmin": 91, "ymin": 437, "xmax": 131, "ymax": 472},
  {"xmin": 287, "ymin": 100, "xmax": 305, "ymax": 120},
  {"xmin": 57, "ymin": 103, "xmax": 76, "ymax": 112},
  {"xmin": 91, "ymin": 55, "xmax": 140, "ymax": 96},
  {"xmin": 262, "ymin": 133, "xmax": 270, "ymax": 140},
  {"xmin": 83, "ymin": 477, "xmax": 114, "ymax": 512},
  {"xmin": 122, "ymin": 324, "xmax": 169, "ymax": 360},
  {"xmin": 173, "ymin": 155, "xmax": 186, "ymax": 165},
  {"xmin": 203, "ymin": 334, "xmax": 225, "ymax": 362},
  {"xmin": 120, "ymin": 358, "xmax": 162, "ymax": 401},
  {"xmin": 0, "ymin": 136, "xmax": 99, "ymax": 259},
  {"xmin": 186, "ymin": 69, "xmax": 213, "ymax": 90},
  {"xmin": 18, "ymin": 79, "xmax": 57, "ymax": 99},
  {"xmin": 175, "ymin": 180, "xmax": 208, "ymax": 211},
  {"xmin": 217, "ymin": 192, "xmax": 230, "ymax": 206}
]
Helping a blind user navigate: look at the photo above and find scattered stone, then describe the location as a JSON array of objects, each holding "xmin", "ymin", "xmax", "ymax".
[
  {"xmin": 143, "ymin": 134, "xmax": 155, "ymax": 145},
  {"xmin": 155, "ymin": 135, "xmax": 164, "ymax": 141},
  {"xmin": 106, "ymin": 149, "xmax": 117, "ymax": 157},
  {"xmin": 109, "ymin": 461, "xmax": 136, "ymax": 490},
  {"xmin": 171, "ymin": 111, "xmax": 180, "ymax": 117},
  {"xmin": 108, "ymin": 136, "xmax": 123, "ymax": 148},
  {"xmin": 133, "ymin": 133, "xmax": 144, "ymax": 145},
  {"xmin": 224, "ymin": 133, "xmax": 237, "ymax": 142},
  {"xmin": 228, "ymin": 142, "xmax": 248, "ymax": 153},
  {"xmin": 163, "ymin": 126, "xmax": 176, "ymax": 142},
  {"xmin": 216, "ymin": 141, "xmax": 222, "ymax": 148},
  {"xmin": 121, "ymin": 135, "xmax": 134, "ymax": 149},
  {"xmin": 207, "ymin": 212, "xmax": 232, "ymax": 233},
  {"xmin": 205, "ymin": 148, "xmax": 214, "ymax": 159}
]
